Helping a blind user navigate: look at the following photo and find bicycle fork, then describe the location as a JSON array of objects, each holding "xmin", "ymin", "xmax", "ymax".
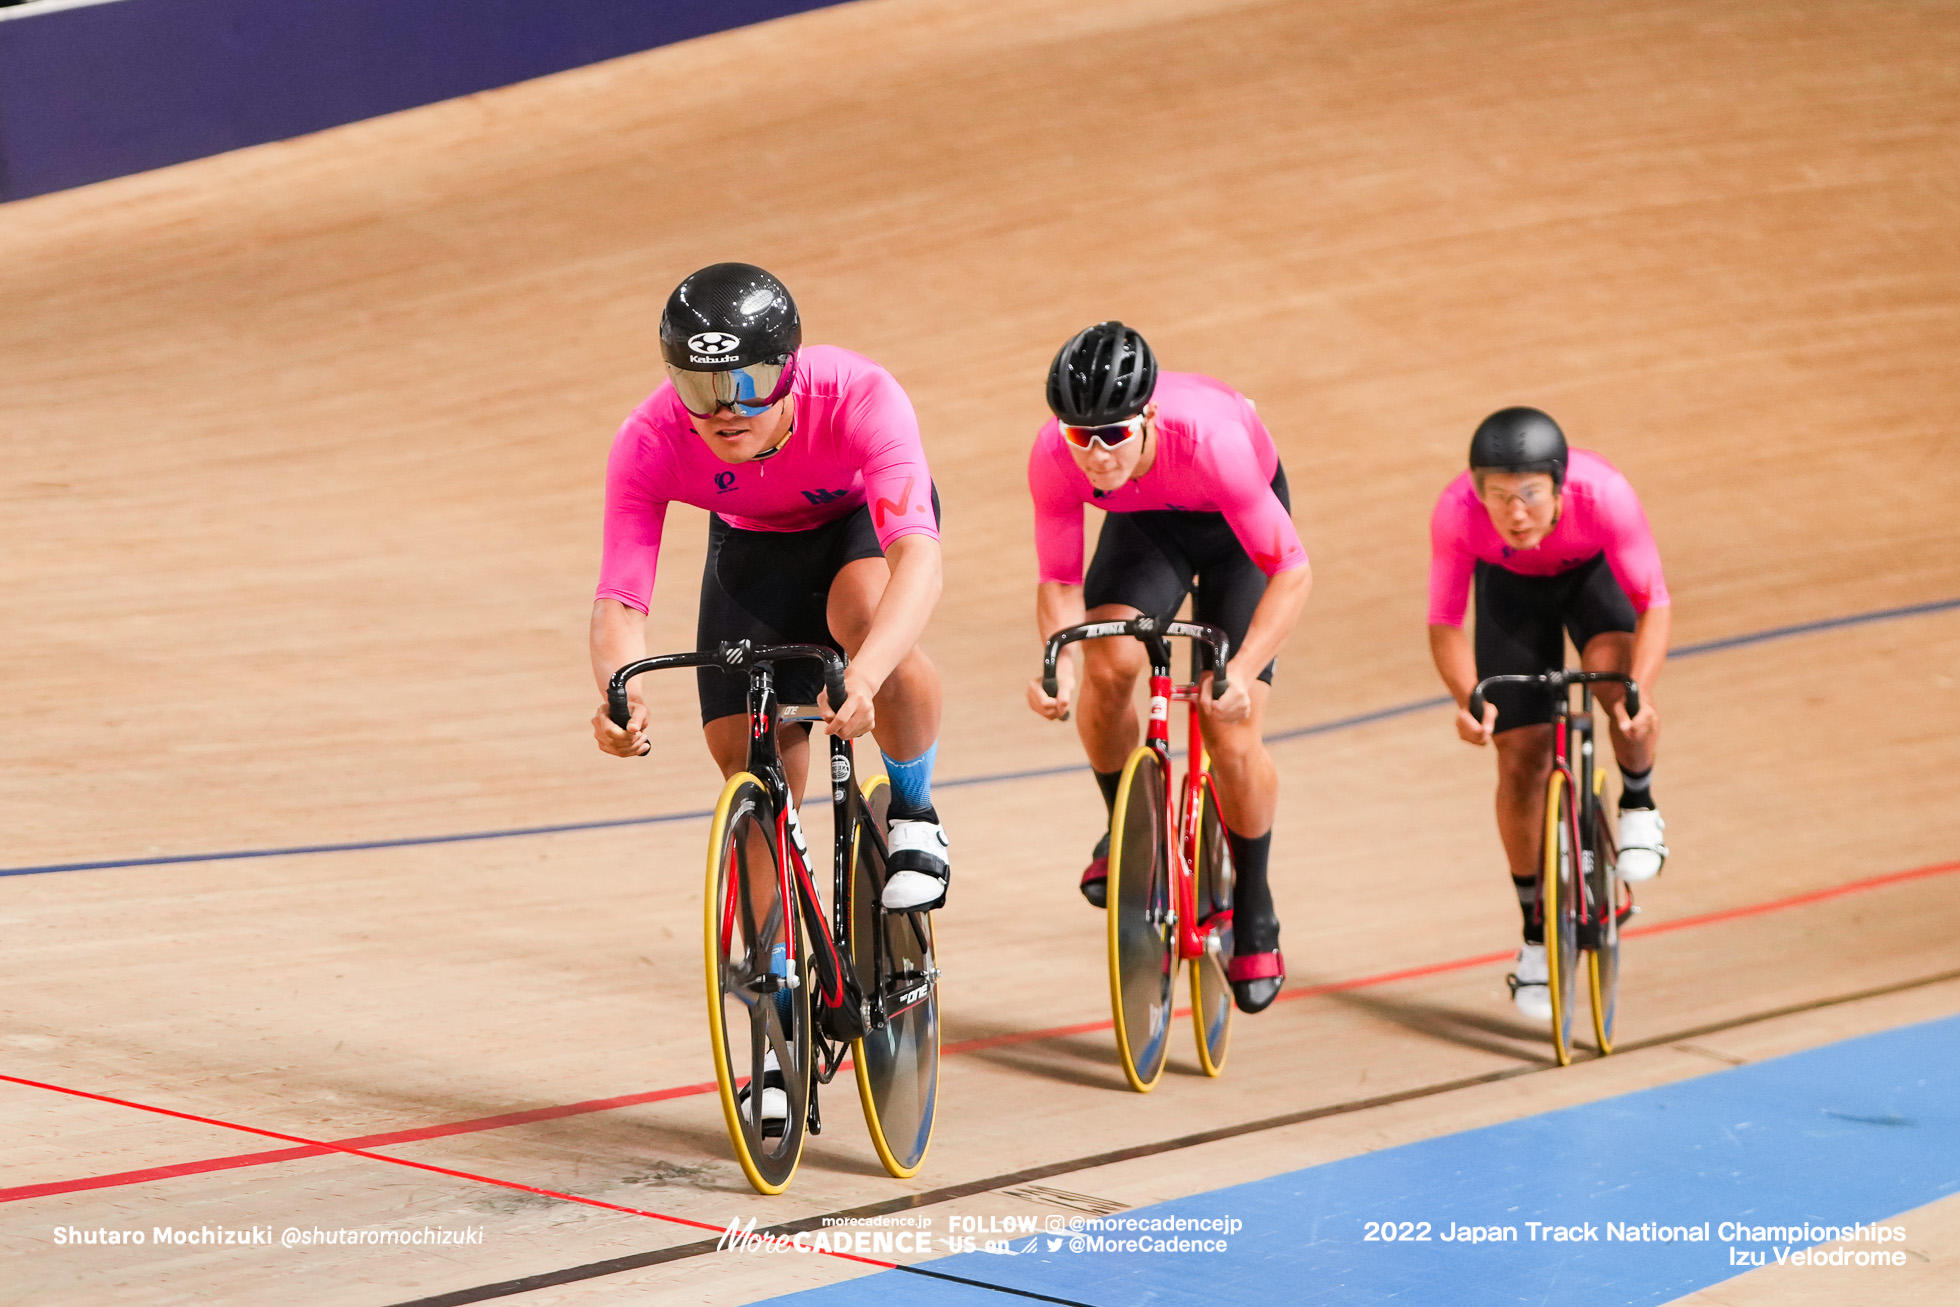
[{"xmin": 1145, "ymin": 661, "xmax": 1222, "ymax": 964}]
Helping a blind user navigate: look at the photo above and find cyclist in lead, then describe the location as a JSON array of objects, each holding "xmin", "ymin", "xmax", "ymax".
[
  {"xmin": 1025, "ymin": 322, "xmax": 1311, "ymax": 1015},
  {"xmin": 589, "ymin": 263, "xmax": 953, "ymax": 916},
  {"xmin": 1427, "ymin": 407, "xmax": 1671, "ymax": 1022}
]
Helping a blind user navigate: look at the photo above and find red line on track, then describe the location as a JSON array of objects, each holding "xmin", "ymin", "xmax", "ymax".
[
  {"xmin": 4, "ymin": 856, "xmax": 1955, "ymax": 1208},
  {"xmin": 0, "ymin": 1071, "xmax": 893, "ymax": 1269},
  {"xmin": 0, "ymin": 1080, "xmax": 717, "ymax": 1203},
  {"xmin": 1623, "ymin": 859, "xmax": 1960, "ymax": 939}
]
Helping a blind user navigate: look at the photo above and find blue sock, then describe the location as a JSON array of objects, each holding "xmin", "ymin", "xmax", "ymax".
[
  {"xmin": 769, "ymin": 942, "xmax": 793, "ymax": 1036},
  {"xmin": 880, "ymin": 742, "xmax": 938, "ymax": 820}
]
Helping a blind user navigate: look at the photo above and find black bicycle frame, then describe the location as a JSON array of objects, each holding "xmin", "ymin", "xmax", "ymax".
[
  {"xmin": 1468, "ymin": 670, "xmax": 1638, "ymax": 941},
  {"xmin": 608, "ymin": 640, "xmax": 877, "ymax": 1098}
]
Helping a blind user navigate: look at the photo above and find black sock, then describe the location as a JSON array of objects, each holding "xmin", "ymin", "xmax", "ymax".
[
  {"xmin": 1093, "ymin": 769, "xmax": 1123, "ymax": 816},
  {"xmin": 1514, "ymin": 876, "xmax": 1543, "ymax": 944},
  {"xmin": 1228, "ymin": 829, "xmax": 1278, "ymax": 954},
  {"xmin": 1619, "ymin": 764, "xmax": 1654, "ymax": 811}
]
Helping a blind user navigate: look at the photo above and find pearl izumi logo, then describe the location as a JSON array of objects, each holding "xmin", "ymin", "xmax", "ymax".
[{"xmin": 688, "ymin": 331, "xmax": 740, "ymax": 357}]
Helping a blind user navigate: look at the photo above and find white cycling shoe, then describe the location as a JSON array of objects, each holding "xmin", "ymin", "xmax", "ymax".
[
  {"xmin": 737, "ymin": 1049, "xmax": 789, "ymax": 1138},
  {"xmin": 882, "ymin": 818, "xmax": 950, "ymax": 911},
  {"xmin": 1617, "ymin": 807, "xmax": 1668, "ymax": 883},
  {"xmin": 1508, "ymin": 943, "xmax": 1553, "ymax": 1022}
]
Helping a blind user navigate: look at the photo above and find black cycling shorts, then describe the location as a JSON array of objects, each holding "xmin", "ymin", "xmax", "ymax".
[
  {"xmin": 1081, "ymin": 465, "xmax": 1291, "ymax": 685},
  {"xmin": 695, "ymin": 487, "xmax": 940, "ymax": 724},
  {"xmin": 1474, "ymin": 551, "xmax": 1637, "ymax": 732}
]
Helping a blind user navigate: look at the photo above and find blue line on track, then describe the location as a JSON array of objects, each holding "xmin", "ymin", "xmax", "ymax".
[
  {"xmin": 6, "ymin": 595, "xmax": 1955, "ymax": 880},
  {"xmin": 764, "ymin": 1012, "xmax": 1960, "ymax": 1306}
]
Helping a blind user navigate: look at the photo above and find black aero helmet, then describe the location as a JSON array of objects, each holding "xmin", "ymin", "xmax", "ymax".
[
  {"xmin": 659, "ymin": 262, "xmax": 801, "ymax": 372},
  {"xmin": 1046, "ymin": 321, "xmax": 1158, "ymax": 425},
  {"xmin": 1469, "ymin": 406, "xmax": 1569, "ymax": 488}
]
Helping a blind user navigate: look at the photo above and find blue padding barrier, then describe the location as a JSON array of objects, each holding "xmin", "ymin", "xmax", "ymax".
[
  {"xmin": 771, "ymin": 1013, "xmax": 1960, "ymax": 1304},
  {"xmin": 0, "ymin": 0, "xmax": 846, "ymax": 202}
]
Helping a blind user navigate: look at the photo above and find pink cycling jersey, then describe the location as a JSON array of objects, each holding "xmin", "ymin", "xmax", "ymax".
[
  {"xmin": 1028, "ymin": 371, "xmax": 1308, "ymax": 584},
  {"xmin": 1427, "ymin": 449, "xmax": 1669, "ymax": 626},
  {"xmin": 596, "ymin": 345, "xmax": 938, "ymax": 614}
]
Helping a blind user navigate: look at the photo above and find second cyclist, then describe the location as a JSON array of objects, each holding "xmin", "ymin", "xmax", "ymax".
[{"xmin": 1025, "ymin": 322, "xmax": 1311, "ymax": 1015}]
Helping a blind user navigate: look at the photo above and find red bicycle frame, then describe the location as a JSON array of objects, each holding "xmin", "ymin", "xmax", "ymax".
[
  {"xmin": 1141, "ymin": 667, "xmax": 1234, "ymax": 962},
  {"xmin": 1042, "ymin": 615, "xmax": 1236, "ymax": 961}
]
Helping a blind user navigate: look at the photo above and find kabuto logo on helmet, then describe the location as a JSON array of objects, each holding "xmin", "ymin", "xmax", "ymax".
[{"xmin": 688, "ymin": 331, "xmax": 741, "ymax": 357}]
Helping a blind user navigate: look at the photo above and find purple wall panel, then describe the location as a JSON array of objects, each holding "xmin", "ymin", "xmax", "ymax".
[{"xmin": 0, "ymin": 0, "xmax": 846, "ymax": 201}]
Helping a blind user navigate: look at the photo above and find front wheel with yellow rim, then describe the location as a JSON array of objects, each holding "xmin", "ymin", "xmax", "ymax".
[
  {"xmin": 1108, "ymin": 746, "xmax": 1176, "ymax": 1092},
  {"xmin": 704, "ymin": 773, "xmax": 810, "ymax": 1195},
  {"xmin": 1186, "ymin": 776, "xmax": 1234, "ymax": 1077},
  {"xmin": 847, "ymin": 775, "xmax": 940, "ymax": 1178},
  {"xmin": 1542, "ymin": 769, "xmax": 1581, "ymax": 1066}
]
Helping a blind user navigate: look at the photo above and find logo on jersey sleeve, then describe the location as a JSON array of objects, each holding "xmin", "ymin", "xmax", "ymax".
[
  {"xmin": 1249, "ymin": 525, "xmax": 1305, "ymax": 573},
  {"xmin": 688, "ymin": 331, "xmax": 740, "ymax": 357},
  {"xmin": 872, "ymin": 476, "xmax": 921, "ymax": 527}
]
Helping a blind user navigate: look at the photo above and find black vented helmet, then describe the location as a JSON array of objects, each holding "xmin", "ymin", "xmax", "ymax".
[
  {"xmin": 659, "ymin": 263, "xmax": 801, "ymax": 372},
  {"xmin": 1469, "ymin": 406, "xmax": 1569, "ymax": 487},
  {"xmin": 1046, "ymin": 321, "xmax": 1158, "ymax": 425}
]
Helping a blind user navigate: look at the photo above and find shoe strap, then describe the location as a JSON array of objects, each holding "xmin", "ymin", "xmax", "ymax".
[{"xmin": 1227, "ymin": 950, "xmax": 1285, "ymax": 982}]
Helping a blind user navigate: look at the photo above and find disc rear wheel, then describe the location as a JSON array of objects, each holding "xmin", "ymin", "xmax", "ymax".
[
  {"xmin": 848, "ymin": 776, "xmax": 940, "ymax": 1177},
  {"xmin": 1108, "ymin": 747, "xmax": 1175, "ymax": 1092},
  {"xmin": 1586, "ymin": 795, "xmax": 1622, "ymax": 1055},
  {"xmin": 704, "ymin": 774, "xmax": 810, "ymax": 1195},
  {"xmin": 1187, "ymin": 777, "xmax": 1234, "ymax": 1076}
]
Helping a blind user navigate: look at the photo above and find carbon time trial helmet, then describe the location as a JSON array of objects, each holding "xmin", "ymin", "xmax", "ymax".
[
  {"xmin": 1046, "ymin": 321, "xmax": 1158, "ymax": 426},
  {"xmin": 659, "ymin": 263, "xmax": 801, "ymax": 416},
  {"xmin": 1469, "ymin": 406, "xmax": 1568, "ymax": 488}
]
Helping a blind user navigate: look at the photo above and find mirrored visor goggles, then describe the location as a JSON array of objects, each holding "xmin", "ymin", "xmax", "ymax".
[
  {"xmin": 1059, "ymin": 414, "xmax": 1145, "ymax": 450},
  {"xmin": 666, "ymin": 355, "xmax": 796, "ymax": 418}
]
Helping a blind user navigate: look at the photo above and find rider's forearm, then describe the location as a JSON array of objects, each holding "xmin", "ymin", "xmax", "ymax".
[
  {"xmin": 851, "ymin": 534, "xmax": 943, "ymax": 689},
  {"xmin": 1231, "ymin": 563, "xmax": 1311, "ymax": 674},
  {"xmin": 1428, "ymin": 622, "xmax": 1479, "ymax": 706},
  {"xmin": 1631, "ymin": 603, "xmax": 1671, "ymax": 697},
  {"xmin": 590, "ymin": 599, "xmax": 649, "ymax": 700},
  {"xmin": 1036, "ymin": 581, "xmax": 1087, "ymax": 642}
]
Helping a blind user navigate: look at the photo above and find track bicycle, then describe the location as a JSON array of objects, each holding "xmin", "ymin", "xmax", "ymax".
[
  {"xmin": 607, "ymin": 641, "xmax": 939, "ymax": 1194},
  {"xmin": 1042, "ymin": 616, "xmax": 1237, "ymax": 1091},
  {"xmin": 1468, "ymin": 669, "xmax": 1640, "ymax": 1065}
]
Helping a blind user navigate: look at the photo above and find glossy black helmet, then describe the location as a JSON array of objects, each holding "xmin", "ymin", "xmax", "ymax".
[
  {"xmin": 1469, "ymin": 406, "xmax": 1569, "ymax": 488},
  {"xmin": 1046, "ymin": 321, "xmax": 1158, "ymax": 425},
  {"xmin": 659, "ymin": 263, "xmax": 801, "ymax": 372}
]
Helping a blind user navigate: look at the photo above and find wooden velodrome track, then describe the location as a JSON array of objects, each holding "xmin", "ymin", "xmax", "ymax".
[{"xmin": 4, "ymin": 0, "xmax": 1958, "ymax": 1302}]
